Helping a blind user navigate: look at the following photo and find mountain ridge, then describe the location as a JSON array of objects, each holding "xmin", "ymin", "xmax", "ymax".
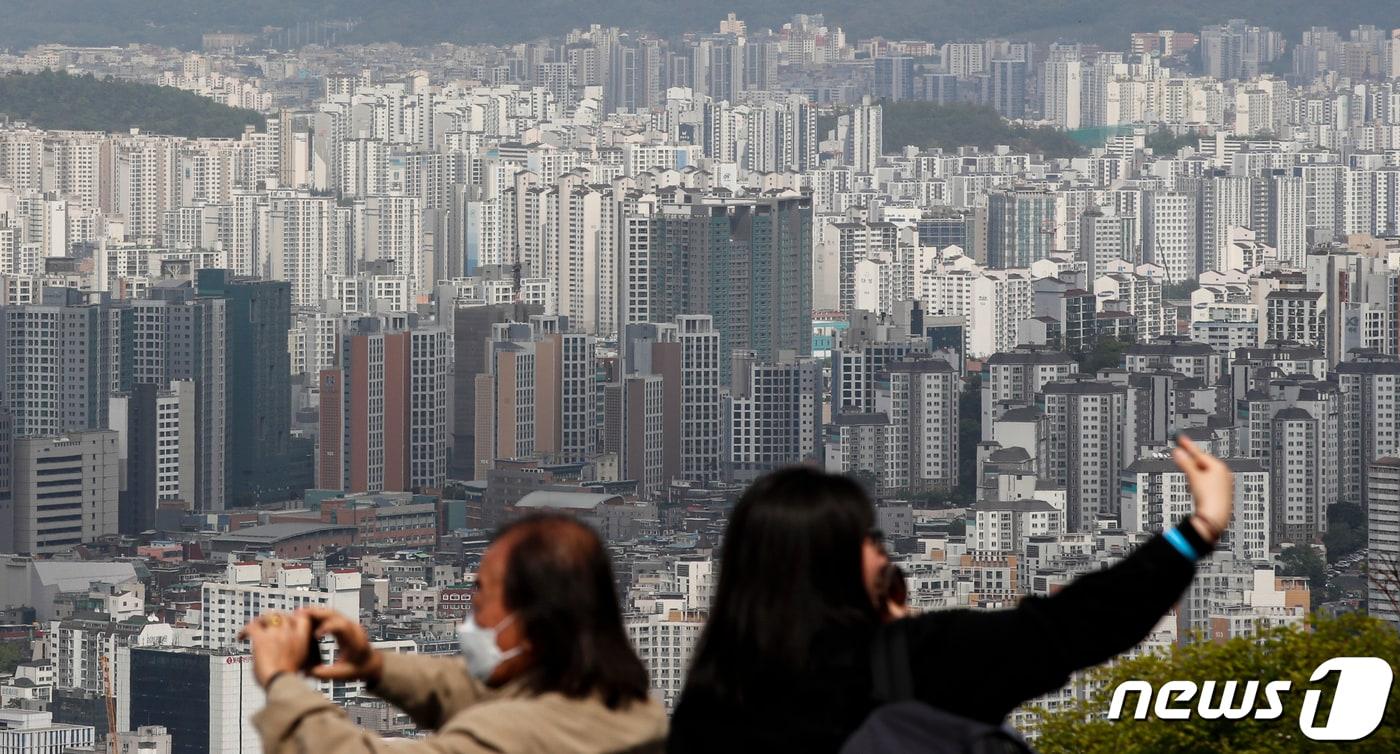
[{"xmin": 1, "ymin": 1, "xmax": 1393, "ymax": 51}]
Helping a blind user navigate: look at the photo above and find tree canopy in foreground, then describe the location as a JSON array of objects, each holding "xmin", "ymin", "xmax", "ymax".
[{"xmin": 1035, "ymin": 612, "xmax": 1400, "ymax": 753}]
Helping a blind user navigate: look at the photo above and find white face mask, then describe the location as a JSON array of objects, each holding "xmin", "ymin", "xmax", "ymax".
[{"xmin": 457, "ymin": 613, "xmax": 522, "ymax": 682}]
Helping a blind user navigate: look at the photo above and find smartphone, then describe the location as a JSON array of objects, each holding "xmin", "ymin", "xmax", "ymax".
[{"xmin": 301, "ymin": 633, "xmax": 325, "ymax": 672}]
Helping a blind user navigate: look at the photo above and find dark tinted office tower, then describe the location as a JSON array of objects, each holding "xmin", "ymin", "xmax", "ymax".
[
  {"xmin": 874, "ymin": 56, "xmax": 915, "ymax": 102},
  {"xmin": 0, "ymin": 408, "xmax": 10, "ymax": 553},
  {"xmin": 990, "ymin": 59, "xmax": 1027, "ymax": 118},
  {"xmin": 114, "ymin": 383, "xmax": 160, "ymax": 534},
  {"xmin": 126, "ymin": 647, "xmax": 264, "ymax": 754},
  {"xmin": 196, "ymin": 269, "xmax": 298, "ymax": 506},
  {"xmin": 744, "ymin": 39, "xmax": 781, "ymax": 92},
  {"xmin": 695, "ymin": 36, "xmax": 742, "ymax": 103},
  {"xmin": 451, "ymin": 302, "xmax": 543, "ymax": 479},
  {"xmin": 649, "ymin": 191, "xmax": 813, "ymax": 379},
  {"xmin": 608, "ymin": 44, "xmax": 638, "ymax": 111}
]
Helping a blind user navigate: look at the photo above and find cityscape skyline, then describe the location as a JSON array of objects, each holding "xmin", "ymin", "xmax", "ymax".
[{"xmin": 0, "ymin": 8, "xmax": 1399, "ymax": 752}]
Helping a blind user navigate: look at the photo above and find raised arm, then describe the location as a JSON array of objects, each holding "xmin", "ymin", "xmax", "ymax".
[
  {"xmin": 302, "ymin": 607, "xmax": 487, "ymax": 730},
  {"xmin": 253, "ymin": 673, "xmax": 498, "ymax": 754},
  {"xmin": 902, "ymin": 436, "xmax": 1234, "ymax": 723}
]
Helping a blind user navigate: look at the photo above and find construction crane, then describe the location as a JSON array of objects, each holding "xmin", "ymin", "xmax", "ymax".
[{"xmin": 99, "ymin": 654, "xmax": 118, "ymax": 754}]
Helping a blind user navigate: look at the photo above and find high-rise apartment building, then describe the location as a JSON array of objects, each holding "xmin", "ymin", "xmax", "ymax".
[
  {"xmin": 1078, "ymin": 207, "xmax": 1136, "ymax": 282},
  {"xmin": 842, "ymin": 97, "xmax": 882, "ymax": 174},
  {"xmin": 1121, "ymin": 457, "xmax": 1270, "ymax": 562},
  {"xmin": 726, "ymin": 350, "xmax": 821, "ymax": 482},
  {"xmin": 874, "ymin": 56, "xmax": 915, "ymax": 102},
  {"xmin": 109, "ymin": 381, "xmax": 196, "ymax": 534},
  {"xmin": 471, "ymin": 316, "xmax": 598, "ymax": 478},
  {"xmin": 878, "ymin": 360, "xmax": 960, "ymax": 493},
  {"xmin": 317, "ymin": 317, "xmax": 450, "ymax": 494},
  {"xmin": 0, "ymin": 288, "xmax": 120, "ymax": 438},
  {"xmin": 989, "ymin": 58, "xmax": 1028, "ymax": 118},
  {"xmin": 1143, "ymin": 191, "xmax": 1198, "ymax": 283},
  {"xmin": 1238, "ymin": 380, "xmax": 1341, "ymax": 544},
  {"xmin": 118, "ymin": 280, "xmax": 228, "ymax": 512},
  {"xmin": 648, "ymin": 191, "xmax": 812, "ymax": 377},
  {"xmin": 980, "ymin": 346, "xmax": 1078, "ymax": 438},
  {"xmin": 1367, "ymin": 457, "xmax": 1400, "ymax": 630},
  {"xmin": 1337, "ymin": 352, "xmax": 1400, "ymax": 508},
  {"xmin": 1042, "ymin": 377, "xmax": 1131, "ymax": 531},
  {"xmin": 986, "ymin": 188, "xmax": 1054, "ymax": 269},
  {"xmin": 607, "ymin": 373, "xmax": 666, "ymax": 496},
  {"xmin": 1042, "ymin": 59, "xmax": 1082, "ymax": 130},
  {"xmin": 266, "ymin": 192, "xmax": 342, "ymax": 308},
  {"xmin": 450, "ymin": 302, "xmax": 544, "ymax": 479}
]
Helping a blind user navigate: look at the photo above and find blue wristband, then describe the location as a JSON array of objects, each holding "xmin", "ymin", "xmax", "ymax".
[{"xmin": 1164, "ymin": 527, "xmax": 1198, "ymax": 561}]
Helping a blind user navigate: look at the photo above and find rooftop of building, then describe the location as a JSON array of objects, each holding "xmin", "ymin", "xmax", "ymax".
[
  {"xmin": 998, "ymin": 406, "xmax": 1042, "ymax": 422},
  {"xmin": 20, "ymin": 560, "xmax": 139, "ymax": 591},
  {"xmin": 1124, "ymin": 456, "xmax": 1265, "ymax": 474},
  {"xmin": 213, "ymin": 521, "xmax": 357, "ymax": 545},
  {"xmin": 969, "ymin": 499, "xmax": 1060, "ymax": 513},
  {"xmin": 986, "ymin": 446, "xmax": 1033, "ymax": 464},
  {"xmin": 514, "ymin": 490, "xmax": 625, "ymax": 510},
  {"xmin": 833, "ymin": 412, "xmax": 890, "ymax": 426},
  {"xmin": 984, "ymin": 346, "xmax": 1076, "ymax": 366}
]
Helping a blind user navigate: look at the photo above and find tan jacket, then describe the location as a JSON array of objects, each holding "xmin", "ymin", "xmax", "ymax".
[{"xmin": 253, "ymin": 652, "xmax": 668, "ymax": 754}]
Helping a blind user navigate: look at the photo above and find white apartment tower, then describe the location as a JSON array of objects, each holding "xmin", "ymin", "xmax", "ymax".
[
  {"xmin": 677, "ymin": 315, "xmax": 722, "ymax": 483},
  {"xmin": 726, "ymin": 350, "xmax": 821, "ymax": 481},
  {"xmin": 1043, "ymin": 59, "xmax": 1083, "ymax": 130},
  {"xmin": 1337, "ymin": 354, "xmax": 1400, "ymax": 508},
  {"xmin": 1042, "ymin": 378, "xmax": 1130, "ymax": 531},
  {"xmin": 1367, "ymin": 458, "xmax": 1400, "ymax": 630},
  {"xmin": 1142, "ymin": 191, "xmax": 1197, "ymax": 283},
  {"xmin": 878, "ymin": 360, "xmax": 960, "ymax": 493}
]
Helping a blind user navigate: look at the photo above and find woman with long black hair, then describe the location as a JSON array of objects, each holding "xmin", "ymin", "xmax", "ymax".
[{"xmin": 668, "ymin": 436, "xmax": 1234, "ymax": 752}]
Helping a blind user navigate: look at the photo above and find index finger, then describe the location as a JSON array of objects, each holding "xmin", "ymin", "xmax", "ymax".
[{"xmin": 1174, "ymin": 434, "xmax": 1213, "ymax": 467}]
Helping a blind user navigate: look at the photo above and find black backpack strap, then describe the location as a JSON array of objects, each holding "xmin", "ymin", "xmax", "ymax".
[{"xmin": 871, "ymin": 619, "xmax": 916, "ymax": 703}]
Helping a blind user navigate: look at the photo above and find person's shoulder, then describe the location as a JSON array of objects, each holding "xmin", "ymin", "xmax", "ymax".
[
  {"xmin": 447, "ymin": 692, "xmax": 668, "ymax": 751},
  {"xmin": 893, "ymin": 607, "xmax": 986, "ymax": 645}
]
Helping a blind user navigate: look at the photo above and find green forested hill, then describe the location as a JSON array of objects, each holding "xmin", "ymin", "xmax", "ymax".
[
  {"xmin": 0, "ymin": 70, "xmax": 265, "ymax": 138},
  {"xmin": 882, "ymin": 102, "xmax": 1085, "ymax": 158}
]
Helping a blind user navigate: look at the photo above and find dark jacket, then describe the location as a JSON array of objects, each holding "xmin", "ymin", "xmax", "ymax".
[{"xmin": 668, "ymin": 523, "xmax": 1208, "ymax": 753}]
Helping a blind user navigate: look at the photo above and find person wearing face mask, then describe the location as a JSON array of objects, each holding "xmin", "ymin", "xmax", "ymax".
[{"xmin": 241, "ymin": 513, "xmax": 667, "ymax": 754}]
